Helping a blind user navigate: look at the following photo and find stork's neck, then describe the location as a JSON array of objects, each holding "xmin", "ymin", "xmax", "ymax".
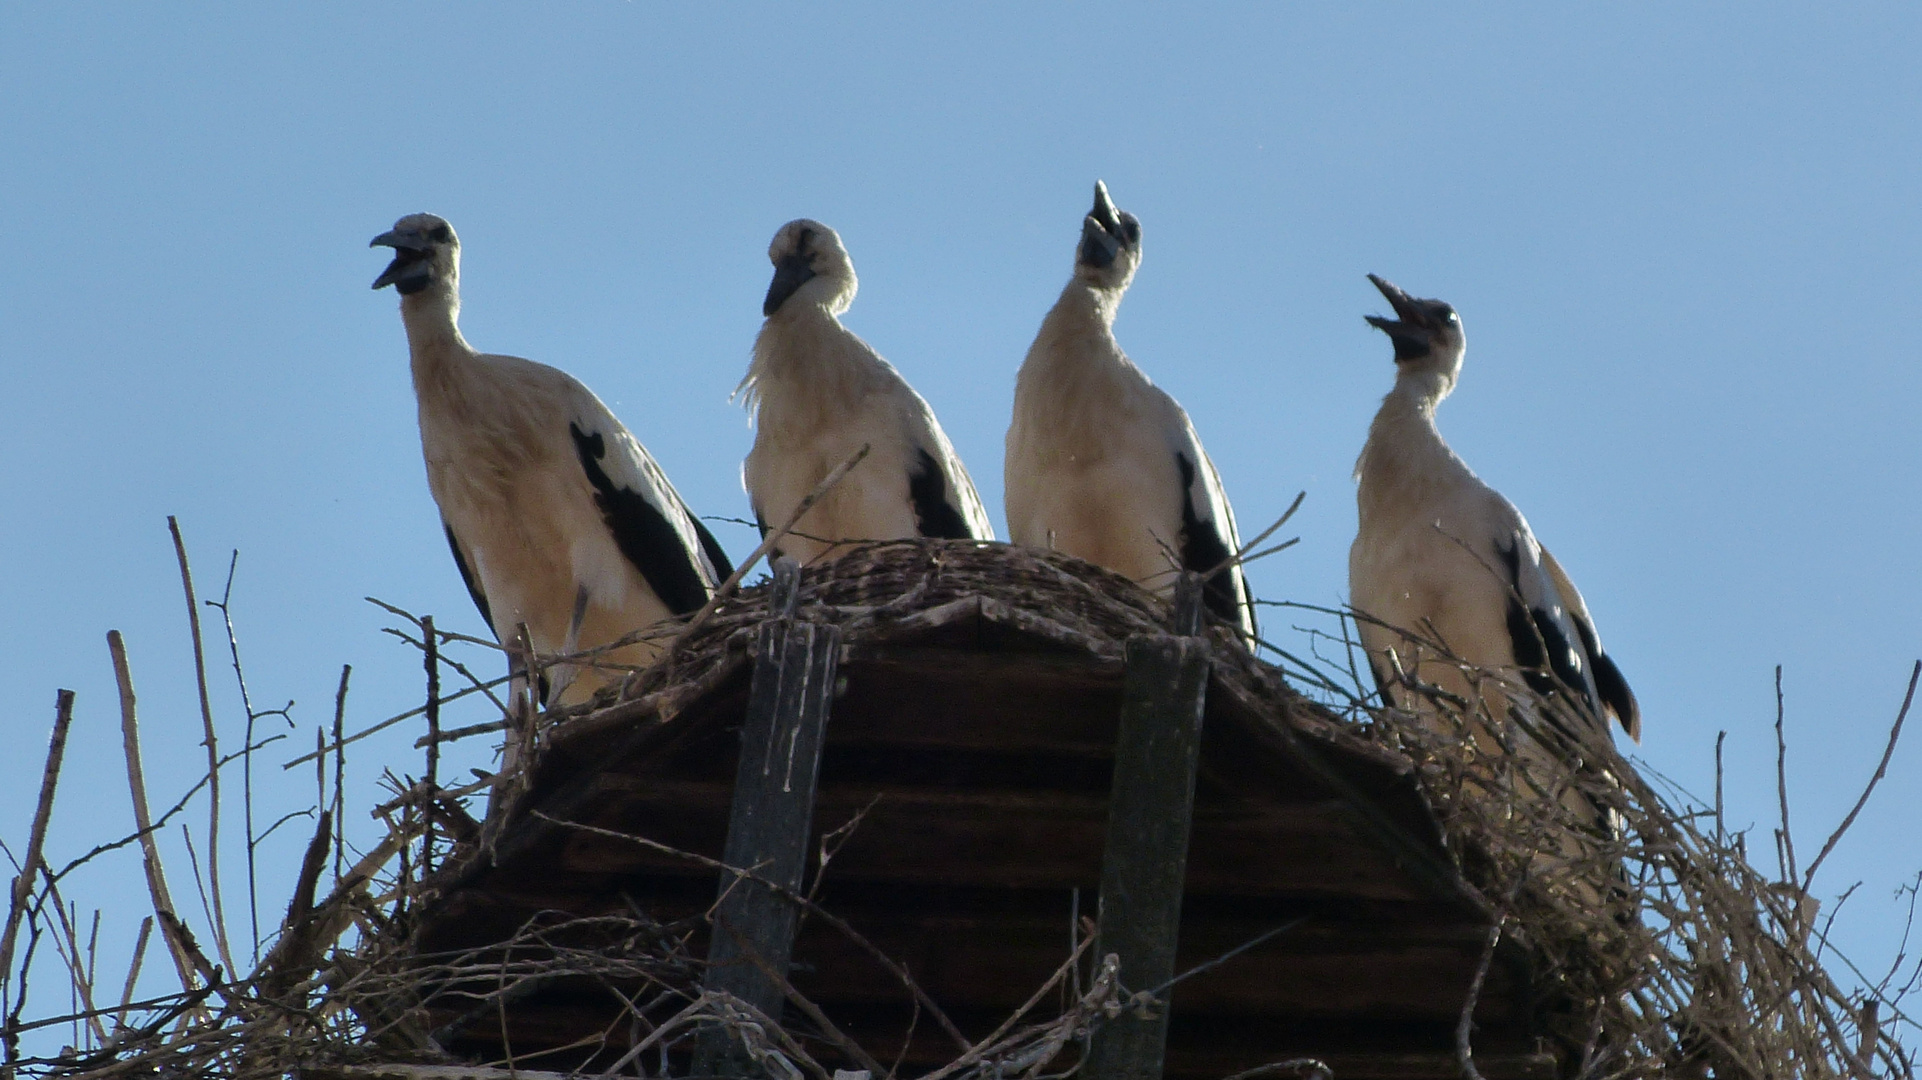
[
  {"xmin": 1354, "ymin": 368, "xmax": 1474, "ymax": 525},
  {"xmin": 1048, "ymin": 280, "xmax": 1123, "ymax": 333},
  {"xmin": 744, "ymin": 304, "xmax": 882, "ymax": 417},
  {"xmin": 398, "ymin": 286, "xmax": 473, "ymax": 384},
  {"xmin": 1026, "ymin": 280, "xmax": 1129, "ymax": 379}
]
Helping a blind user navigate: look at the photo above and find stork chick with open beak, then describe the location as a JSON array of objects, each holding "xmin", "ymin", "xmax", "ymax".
[
  {"xmin": 738, "ymin": 219, "xmax": 993, "ymax": 562},
  {"xmin": 1349, "ymin": 273, "xmax": 1639, "ymax": 745},
  {"xmin": 1005, "ymin": 181, "xmax": 1255, "ymax": 634},
  {"xmin": 371, "ymin": 213, "xmax": 733, "ymax": 708}
]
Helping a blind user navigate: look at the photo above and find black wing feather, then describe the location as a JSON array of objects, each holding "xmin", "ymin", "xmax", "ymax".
[
  {"xmin": 571, "ymin": 422, "xmax": 714, "ymax": 616},
  {"xmin": 1591, "ymin": 652, "xmax": 1639, "ymax": 739},
  {"xmin": 443, "ymin": 523, "xmax": 495, "ymax": 634},
  {"xmin": 1567, "ymin": 613, "xmax": 1640, "ymax": 739},
  {"xmin": 908, "ymin": 448, "xmax": 976, "ymax": 540},
  {"xmin": 1175, "ymin": 452, "xmax": 1243, "ymax": 626},
  {"xmin": 1496, "ymin": 536, "xmax": 1600, "ymax": 725}
]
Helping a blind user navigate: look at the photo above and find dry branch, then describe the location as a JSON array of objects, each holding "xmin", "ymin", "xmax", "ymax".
[
  {"xmin": 0, "ymin": 691, "xmax": 74, "ymax": 1021},
  {"xmin": 169, "ymin": 516, "xmax": 237, "ymax": 979},
  {"xmin": 108, "ymin": 631, "xmax": 199, "ymax": 996}
]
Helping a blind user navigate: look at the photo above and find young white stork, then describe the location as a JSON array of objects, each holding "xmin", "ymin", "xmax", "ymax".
[
  {"xmin": 1349, "ymin": 274, "xmax": 1639, "ymax": 746},
  {"xmin": 371, "ymin": 213, "xmax": 732, "ymax": 707},
  {"xmin": 739, "ymin": 219, "xmax": 993, "ymax": 562},
  {"xmin": 1004, "ymin": 182, "xmax": 1255, "ymax": 635}
]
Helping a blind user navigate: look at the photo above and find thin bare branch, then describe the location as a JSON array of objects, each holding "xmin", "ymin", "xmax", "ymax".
[
  {"xmin": 167, "ymin": 517, "xmax": 237, "ymax": 978},
  {"xmin": 108, "ymin": 631, "xmax": 198, "ymax": 995},
  {"xmin": 1804, "ymin": 660, "xmax": 1919, "ymax": 890},
  {"xmin": 0, "ymin": 691, "xmax": 74, "ymax": 1021}
]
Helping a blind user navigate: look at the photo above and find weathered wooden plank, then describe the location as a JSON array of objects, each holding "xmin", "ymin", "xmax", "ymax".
[
  {"xmin": 694, "ymin": 559, "xmax": 841, "ymax": 1076},
  {"xmin": 414, "ymin": 892, "xmax": 1527, "ymax": 1027},
  {"xmin": 1161, "ymin": 1048, "xmax": 1558, "ymax": 1080},
  {"xmin": 783, "ymin": 918, "xmax": 1524, "ymax": 1020},
  {"xmin": 1086, "ymin": 626, "xmax": 1213, "ymax": 1080},
  {"xmin": 297, "ymin": 1066, "xmax": 582, "ymax": 1080},
  {"xmin": 744, "ymin": 999, "xmax": 1553, "ymax": 1080},
  {"xmin": 832, "ymin": 645, "xmax": 1125, "ymax": 754},
  {"xmin": 549, "ymin": 782, "xmax": 1426, "ymax": 900}
]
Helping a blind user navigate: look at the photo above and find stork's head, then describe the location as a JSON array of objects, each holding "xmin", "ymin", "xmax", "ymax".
[
  {"xmin": 763, "ymin": 219, "xmax": 856, "ymax": 318},
  {"xmin": 1365, "ymin": 274, "xmax": 1464, "ymax": 387},
  {"xmin": 370, "ymin": 213, "xmax": 459, "ymax": 299},
  {"xmin": 1074, "ymin": 181, "xmax": 1142, "ymax": 290}
]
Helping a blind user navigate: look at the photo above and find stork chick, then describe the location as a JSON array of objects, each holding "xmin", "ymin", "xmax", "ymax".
[
  {"xmin": 1349, "ymin": 274, "xmax": 1639, "ymax": 745},
  {"xmin": 740, "ymin": 219, "xmax": 993, "ymax": 562},
  {"xmin": 372, "ymin": 213, "xmax": 732, "ymax": 708},
  {"xmin": 1005, "ymin": 181, "xmax": 1254, "ymax": 634}
]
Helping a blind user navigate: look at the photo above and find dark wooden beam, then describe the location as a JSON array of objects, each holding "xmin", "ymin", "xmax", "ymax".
[
  {"xmin": 1087, "ymin": 574, "xmax": 1212, "ymax": 1080},
  {"xmin": 693, "ymin": 558, "xmax": 841, "ymax": 1076}
]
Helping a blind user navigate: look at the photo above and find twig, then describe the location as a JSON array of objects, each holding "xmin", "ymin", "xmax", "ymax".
[
  {"xmin": 108, "ymin": 631, "xmax": 198, "ymax": 995},
  {"xmin": 1220, "ymin": 1061, "xmax": 1333, "ymax": 1080},
  {"xmin": 1775, "ymin": 664, "xmax": 1798, "ymax": 886},
  {"xmin": 333, "ymin": 665, "xmax": 350, "ymax": 884},
  {"xmin": 113, "ymin": 917, "xmax": 152, "ymax": 1031},
  {"xmin": 1147, "ymin": 917, "xmax": 1307, "ymax": 996},
  {"xmin": 260, "ymin": 811, "xmax": 333, "ymax": 1000},
  {"xmin": 806, "ymin": 795, "xmax": 883, "ymax": 911},
  {"xmin": 423, "ymin": 615, "xmax": 440, "ymax": 876},
  {"xmin": 672, "ymin": 443, "xmax": 871, "ymax": 647},
  {"xmin": 1803, "ymin": 660, "xmax": 1918, "ymax": 890},
  {"xmin": 176, "ymin": 826, "xmax": 218, "ymax": 973},
  {"xmin": 1456, "ymin": 917, "xmax": 1503, "ymax": 1080},
  {"xmin": 1715, "ymin": 730, "xmax": 1728, "ymax": 845},
  {"xmin": 168, "ymin": 517, "xmax": 237, "ymax": 979},
  {"xmin": 284, "ymin": 674, "xmax": 507, "ymax": 771},
  {"xmin": 415, "ymin": 719, "xmax": 506, "ymax": 749},
  {"xmin": 38, "ymin": 879, "xmax": 105, "ymax": 1047},
  {"xmin": 721, "ymin": 921, "xmax": 887, "ymax": 1078},
  {"xmin": 914, "ymin": 933, "xmax": 1095, "ymax": 1080},
  {"xmin": 531, "ymin": 810, "xmax": 970, "ymax": 1053},
  {"xmin": 0, "ymin": 691, "xmax": 74, "ymax": 1027},
  {"xmin": 45, "ymin": 736, "xmax": 282, "ymax": 889}
]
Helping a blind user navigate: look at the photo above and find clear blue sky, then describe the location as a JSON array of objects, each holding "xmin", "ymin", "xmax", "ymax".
[{"xmin": 4, "ymin": 3, "xmax": 1919, "ymax": 1027}]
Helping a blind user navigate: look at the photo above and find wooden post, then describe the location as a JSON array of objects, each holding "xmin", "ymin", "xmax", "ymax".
[
  {"xmin": 693, "ymin": 558, "xmax": 840, "ymax": 1076},
  {"xmin": 1085, "ymin": 573, "xmax": 1211, "ymax": 1080}
]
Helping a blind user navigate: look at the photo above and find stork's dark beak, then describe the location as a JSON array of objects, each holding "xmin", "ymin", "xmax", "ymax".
[
  {"xmin": 1365, "ymin": 274, "xmax": 1433, "ymax": 360},
  {"xmin": 763, "ymin": 252, "xmax": 816, "ymax": 317},
  {"xmin": 1367, "ymin": 274, "xmax": 1427, "ymax": 327},
  {"xmin": 371, "ymin": 230, "xmax": 431, "ymax": 291},
  {"xmin": 1090, "ymin": 181, "xmax": 1122, "ymax": 235},
  {"xmin": 371, "ymin": 229, "xmax": 430, "ymax": 253},
  {"xmin": 1079, "ymin": 180, "xmax": 1127, "ymax": 269}
]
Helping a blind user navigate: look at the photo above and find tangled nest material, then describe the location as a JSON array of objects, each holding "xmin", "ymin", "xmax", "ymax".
[{"xmin": 1, "ymin": 539, "xmax": 1912, "ymax": 1079}]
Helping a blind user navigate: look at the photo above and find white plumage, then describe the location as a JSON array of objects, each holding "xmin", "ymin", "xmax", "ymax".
[
  {"xmin": 1349, "ymin": 274, "xmax": 1639, "ymax": 745},
  {"xmin": 1005, "ymin": 182, "xmax": 1254, "ymax": 634},
  {"xmin": 372, "ymin": 213, "xmax": 731, "ymax": 707},
  {"xmin": 739, "ymin": 219, "xmax": 993, "ymax": 562}
]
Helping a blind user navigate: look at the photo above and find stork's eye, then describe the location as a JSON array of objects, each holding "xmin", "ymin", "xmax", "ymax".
[
  {"xmin": 1122, "ymin": 220, "xmax": 1141, "ymax": 244},
  {"xmin": 430, "ymin": 225, "xmax": 453, "ymax": 243}
]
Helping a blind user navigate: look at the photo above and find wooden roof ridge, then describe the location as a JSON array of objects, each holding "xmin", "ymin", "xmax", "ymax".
[
  {"xmin": 411, "ymin": 540, "xmax": 1566, "ymax": 1080},
  {"xmin": 436, "ymin": 540, "xmax": 1497, "ymax": 910},
  {"xmin": 437, "ymin": 549, "xmax": 1496, "ymax": 943}
]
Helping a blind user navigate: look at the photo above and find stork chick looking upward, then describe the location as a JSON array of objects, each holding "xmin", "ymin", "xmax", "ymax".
[
  {"xmin": 1005, "ymin": 182, "xmax": 1254, "ymax": 634},
  {"xmin": 739, "ymin": 219, "xmax": 993, "ymax": 562},
  {"xmin": 372, "ymin": 213, "xmax": 732, "ymax": 708},
  {"xmin": 1349, "ymin": 274, "xmax": 1638, "ymax": 746}
]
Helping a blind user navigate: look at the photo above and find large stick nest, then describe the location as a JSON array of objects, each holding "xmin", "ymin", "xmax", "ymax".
[{"xmin": 4, "ymin": 540, "xmax": 1910, "ymax": 1080}]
